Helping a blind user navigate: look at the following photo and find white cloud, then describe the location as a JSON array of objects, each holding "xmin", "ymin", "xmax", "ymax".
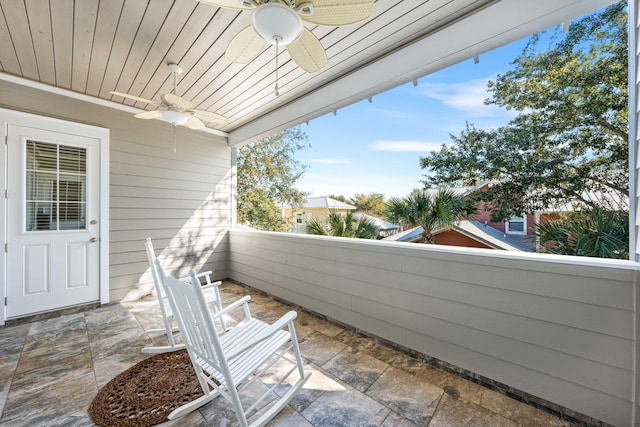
[
  {"xmin": 308, "ymin": 158, "xmax": 350, "ymax": 164},
  {"xmin": 419, "ymin": 76, "xmax": 513, "ymax": 118},
  {"xmin": 370, "ymin": 140, "xmax": 446, "ymax": 152}
]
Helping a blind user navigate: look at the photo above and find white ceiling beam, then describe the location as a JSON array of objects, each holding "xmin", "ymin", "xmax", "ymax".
[{"xmin": 228, "ymin": 0, "xmax": 616, "ymax": 147}]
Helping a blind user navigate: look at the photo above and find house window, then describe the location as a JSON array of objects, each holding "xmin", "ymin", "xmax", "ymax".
[
  {"xmin": 296, "ymin": 213, "xmax": 304, "ymax": 224},
  {"xmin": 505, "ymin": 215, "xmax": 526, "ymax": 234},
  {"xmin": 25, "ymin": 140, "xmax": 87, "ymax": 231}
]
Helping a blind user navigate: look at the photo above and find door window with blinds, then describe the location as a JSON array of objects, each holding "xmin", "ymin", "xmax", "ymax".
[{"xmin": 25, "ymin": 140, "xmax": 87, "ymax": 231}]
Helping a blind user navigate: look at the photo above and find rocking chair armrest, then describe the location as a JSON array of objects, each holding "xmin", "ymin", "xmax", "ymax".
[
  {"xmin": 209, "ymin": 295, "xmax": 252, "ymax": 320},
  {"xmin": 227, "ymin": 311, "xmax": 298, "ymax": 360},
  {"xmin": 179, "ymin": 271, "xmax": 221, "ymax": 287},
  {"xmin": 201, "ymin": 280, "xmax": 222, "ymax": 290}
]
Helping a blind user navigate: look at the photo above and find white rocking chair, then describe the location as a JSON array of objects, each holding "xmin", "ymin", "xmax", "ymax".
[
  {"xmin": 158, "ymin": 261, "xmax": 312, "ymax": 426},
  {"xmin": 142, "ymin": 237, "xmax": 226, "ymax": 353}
]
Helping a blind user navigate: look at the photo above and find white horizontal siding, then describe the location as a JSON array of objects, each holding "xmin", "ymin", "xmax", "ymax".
[
  {"xmin": 112, "ymin": 241, "xmax": 229, "ymax": 289},
  {"xmin": 1, "ymin": 80, "xmax": 232, "ymax": 301},
  {"xmin": 110, "ymin": 197, "xmax": 231, "ymax": 210},
  {"xmin": 229, "ymin": 229, "xmax": 639, "ymax": 426},
  {"xmin": 110, "ymin": 186, "xmax": 229, "ymax": 201},
  {"xmin": 110, "ymin": 242, "xmax": 230, "ymax": 269},
  {"xmin": 108, "ymin": 120, "xmax": 231, "ymax": 299},
  {"xmin": 109, "ymin": 226, "xmax": 228, "ymax": 244},
  {"xmin": 111, "ymin": 176, "xmax": 230, "ymax": 192}
]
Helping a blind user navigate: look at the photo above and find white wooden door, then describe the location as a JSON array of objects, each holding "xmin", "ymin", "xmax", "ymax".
[{"xmin": 6, "ymin": 124, "xmax": 100, "ymax": 318}]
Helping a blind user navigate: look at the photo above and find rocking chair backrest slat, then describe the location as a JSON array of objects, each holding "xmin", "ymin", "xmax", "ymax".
[
  {"xmin": 143, "ymin": 237, "xmax": 227, "ymax": 355},
  {"xmin": 155, "ymin": 259, "xmax": 228, "ymax": 377},
  {"xmin": 144, "ymin": 238, "xmax": 168, "ymax": 303}
]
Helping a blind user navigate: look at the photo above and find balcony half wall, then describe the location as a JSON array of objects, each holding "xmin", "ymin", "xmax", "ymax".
[{"xmin": 229, "ymin": 229, "xmax": 640, "ymax": 426}]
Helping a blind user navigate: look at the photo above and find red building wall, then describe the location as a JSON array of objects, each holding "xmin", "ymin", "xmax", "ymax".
[
  {"xmin": 433, "ymin": 230, "xmax": 493, "ymax": 249},
  {"xmin": 472, "ymin": 207, "xmax": 506, "ymax": 232},
  {"xmin": 472, "ymin": 202, "xmax": 537, "ymax": 235}
]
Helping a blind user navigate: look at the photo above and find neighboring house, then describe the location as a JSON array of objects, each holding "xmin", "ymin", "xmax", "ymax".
[
  {"xmin": 281, "ymin": 197, "xmax": 356, "ymax": 233},
  {"xmin": 281, "ymin": 198, "xmax": 401, "ymax": 237},
  {"xmin": 384, "ymin": 221, "xmax": 527, "ymax": 251},
  {"xmin": 391, "ymin": 182, "xmax": 628, "ymax": 252},
  {"xmin": 417, "ymin": 182, "xmax": 534, "ymax": 251}
]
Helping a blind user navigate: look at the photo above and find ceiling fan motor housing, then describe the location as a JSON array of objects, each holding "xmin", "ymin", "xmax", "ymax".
[
  {"xmin": 160, "ymin": 110, "xmax": 189, "ymax": 125},
  {"xmin": 251, "ymin": 2, "xmax": 303, "ymax": 45}
]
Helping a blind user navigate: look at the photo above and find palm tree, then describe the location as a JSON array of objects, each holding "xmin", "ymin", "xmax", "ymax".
[
  {"xmin": 535, "ymin": 209, "xmax": 629, "ymax": 259},
  {"xmin": 387, "ymin": 189, "xmax": 477, "ymax": 244},
  {"xmin": 306, "ymin": 211, "xmax": 379, "ymax": 239}
]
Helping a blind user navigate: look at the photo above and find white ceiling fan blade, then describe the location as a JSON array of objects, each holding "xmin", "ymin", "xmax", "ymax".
[
  {"xmin": 225, "ymin": 25, "xmax": 267, "ymax": 64},
  {"xmin": 297, "ymin": 0, "xmax": 374, "ymax": 26},
  {"xmin": 286, "ymin": 28, "xmax": 327, "ymax": 73},
  {"xmin": 111, "ymin": 91, "xmax": 158, "ymax": 106},
  {"xmin": 161, "ymin": 93, "xmax": 193, "ymax": 110},
  {"xmin": 134, "ymin": 110, "xmax": 163, "ymax": 119},
  {"xmin": 188, "ymin": 109, "xmax": 228, "ymax": 124},
  {"xmin": 181, "ymin": 116, "xmax": 205, "ymax": 130},
  {"xmin": 195, "ymin": 0, "xmax": 253, "ymax": 10}
]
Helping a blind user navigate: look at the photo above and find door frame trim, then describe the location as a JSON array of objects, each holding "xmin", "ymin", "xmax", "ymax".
[{"xmin": 0, "ymin": 108, "xmax": 110, "ymax": 325}]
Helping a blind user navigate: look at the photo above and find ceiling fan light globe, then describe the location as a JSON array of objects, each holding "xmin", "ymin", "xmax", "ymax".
[
  {"xmin": 251, "ymin": 3, "xmax": 303, "ymax": 45},
  {"xmin": 159, "ymin": 110, "xmax": 188, "ymax": 125}
]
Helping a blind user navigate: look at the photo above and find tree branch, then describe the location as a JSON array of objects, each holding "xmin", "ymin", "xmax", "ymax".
[
  {"xmin": 571, "ymin": 165, "xmax": 629, "ymax": 197},
  {"xmin": 597, "ymin": 119, "xmax": 628, "ymax": 141}
]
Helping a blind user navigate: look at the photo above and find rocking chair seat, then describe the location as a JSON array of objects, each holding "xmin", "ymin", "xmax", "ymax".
[{"xmin": 198, "ymin": 315, "xmax": 292, "ymax": 388}]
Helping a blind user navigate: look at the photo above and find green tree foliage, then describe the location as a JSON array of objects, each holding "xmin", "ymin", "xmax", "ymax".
[
  {"xmin": 350, "ymin": 193, "xmax": 389, "ymax": 219},
  {"xmin": 387, "ymin": 189, "xmax": 477, "ymax": 243},
  {"xmin": 328, "ymin": 194, "xmax": 350, "ymax": 203},
  {"xmin": 328, "ymin": 193, "xmax": 389, "ymax": 219},
  {"xmin": 306, "ymin": 211, "xmax": 379, "ymax": 239},
  {"xmin": 237, "ymin": 127, "xmax": 309, "ymax": 231},
  {"xmin": 420, "ymin": 2, "xmax": 628, "ymax": 222},
  {"xmin": 536, "ymin": 209, "xmax": 629, "ymax": 259}
]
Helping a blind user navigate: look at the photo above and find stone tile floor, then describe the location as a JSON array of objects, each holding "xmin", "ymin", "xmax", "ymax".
[{"xmin": 0, "ymin": 281, "xmax": 576, "ymax": 427}]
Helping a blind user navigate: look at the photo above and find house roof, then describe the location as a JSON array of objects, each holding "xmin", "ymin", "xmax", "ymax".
[
  {"xmin": 285, "ymin": 197, "xmax": 356, "ymax": 210},
  {"xmin": 547, "ymin": 188, "xmax": 629, "ymax": 212},
  {"xmin": 383, "ymin": 220, "xmax": 528, "ymax": 251},
  {"xmin": 423, "ymin": 182, "xmax": 490, "ymax": 198},
  {"xmin": 456, "ymin": 220, "xmax": 531, "ymax": 251},
  {"xmin": 353, "ymin": 213, "xmax": 400, "ymax": 231},
  {"xmin": 0, "ymin": 0, "xmax": 613, "ymax": 147},
  {"xmin": 427, "ymin": 181, "xmax": 629, "ymax": 213},
  {"xmin": 383, "ymin": 226, "xmax": 424, "ymax": 243}
]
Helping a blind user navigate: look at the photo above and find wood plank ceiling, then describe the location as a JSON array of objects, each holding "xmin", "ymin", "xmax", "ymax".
[{"xmin": 0, "ymin": 0, "xmax": 617, "ymax": 146}]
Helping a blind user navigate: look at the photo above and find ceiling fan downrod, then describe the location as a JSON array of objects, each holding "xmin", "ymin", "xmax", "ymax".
[
  {"xmin": 274, "ymin": 36, "xmax": 281, "ymax": 96},
  {"xmin": 168, "ymin": 63, "xmax": 183, "ymax": 95}
]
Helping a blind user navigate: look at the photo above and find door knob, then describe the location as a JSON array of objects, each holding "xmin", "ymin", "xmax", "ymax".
[{"xmin": 90, "ymin": 237, "xmax": 98, "ymax": 243}]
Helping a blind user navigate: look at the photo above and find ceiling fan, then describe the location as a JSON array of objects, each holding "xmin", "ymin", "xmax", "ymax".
[
  {"xmin": 196, "ymin": 0, "xmax": 375, "ymax": 90},
  {"xmin": 110, "ymin": 63, "xmax": 227, "ymax": 130}
]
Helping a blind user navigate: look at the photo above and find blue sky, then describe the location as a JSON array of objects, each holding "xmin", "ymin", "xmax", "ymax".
[{"xmin": 294, "ymin": 36, "xmax": 532, "ymax": 199}]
